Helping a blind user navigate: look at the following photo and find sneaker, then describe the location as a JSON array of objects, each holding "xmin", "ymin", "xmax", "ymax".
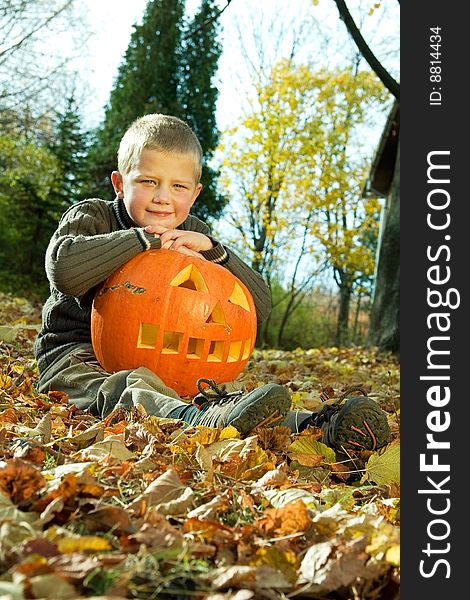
[
  {"xmin": 312, "ymin": 393, "xmax": 391, "ymax": 451},
  {"xmin": 188, "ymin": 378, "xmax": 291, "ymax": 435}
]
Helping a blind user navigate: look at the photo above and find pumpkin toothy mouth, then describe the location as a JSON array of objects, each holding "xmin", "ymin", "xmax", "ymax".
[{"xmin": 91, "ymin": 249, "xmax": 258, "ymax": 397}]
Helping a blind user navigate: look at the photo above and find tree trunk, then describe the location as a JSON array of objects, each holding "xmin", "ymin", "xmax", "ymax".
[
  {"xmin": 335, "ymin": 282, "xmax": 351, "ymax": 346},
  {"xmin": 352, "ymin": 290, "xmax": 362, "ymax": 343},
  {"xmin": 368, "ymin": 143, "xmax": 400, "ymax": 353}
]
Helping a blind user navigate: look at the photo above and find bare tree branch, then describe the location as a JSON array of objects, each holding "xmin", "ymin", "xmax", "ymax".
[
  {"xmin": 182, "ymin": 0, "xmax": 233, "ymax": 40},
  {"xmin": 332, "ymin": 0, "xmax": 400, "ymax": 101},
  {"xmin": 0, "ymin": 0, "xmax": 73, "ymax": 60}
]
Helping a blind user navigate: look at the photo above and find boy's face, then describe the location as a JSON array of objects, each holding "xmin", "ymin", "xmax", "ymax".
[{"xmin": 111, "ymin": 149, "xmax": 202, "ymax": 229}]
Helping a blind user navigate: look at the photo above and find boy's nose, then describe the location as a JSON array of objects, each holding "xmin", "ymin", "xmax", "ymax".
[{"xmin": 152, "ymin": 185, "xmax": 170, "ymax": 203}]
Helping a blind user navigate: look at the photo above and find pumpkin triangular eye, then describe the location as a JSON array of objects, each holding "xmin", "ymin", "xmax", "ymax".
[
  {"xmin": 206, "ymin": 301, "xmax": 225, "ymax": 324},
  {"xmin": 229, "ymin": 281, "xmax": 251, "ymax": 311},
  {"xmin": 169, "ymin": 264, "xmax": 208, "ymax": 292}
]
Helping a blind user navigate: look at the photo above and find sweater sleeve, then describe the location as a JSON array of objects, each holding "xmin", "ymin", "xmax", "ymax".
[
  {"xmin": 45, "ymin": 200, "xmax": 161, "ymax": 297},
  {"xmin": 182, "ymin": 216, "xmax": 272, "ymax": 324}
]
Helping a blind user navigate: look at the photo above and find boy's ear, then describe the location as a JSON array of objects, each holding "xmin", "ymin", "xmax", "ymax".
[
  {"xmin": 111, "ymin": 171, "xmax": 124, "ymax": 198},
  {"xmin": 191, "ymin": 182, "xmax": 203, "ymax": 206}
]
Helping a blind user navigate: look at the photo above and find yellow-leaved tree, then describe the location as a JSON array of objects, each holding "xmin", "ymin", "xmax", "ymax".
[
  {"xmin": 300, "ymin": 68, "xmax": 387, "ymax": 344},
  {"xmin": 218, "ymin": 59, "xmax": 389, "ymax": 346}
]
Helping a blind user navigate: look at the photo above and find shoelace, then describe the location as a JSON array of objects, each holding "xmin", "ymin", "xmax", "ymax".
[
  {"xmin": 192, "ymin": 379, "xmax": 284, "ymax": 429},
  {"xmin": 316, "ymin": 386, "xmax": 378, "ymax": 450},
  {"xmin": 192, "ymin": 378, "xmax": 243, "ymax": 410}
]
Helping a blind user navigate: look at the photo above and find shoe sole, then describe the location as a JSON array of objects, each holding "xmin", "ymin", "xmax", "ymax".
[
  {"xmin": 323, "ymin": 396, "xmax": 391, "ymax": 451},
  {"xmin": 228, "ymin": 384, "xmax": 291, "ymax": 435}
]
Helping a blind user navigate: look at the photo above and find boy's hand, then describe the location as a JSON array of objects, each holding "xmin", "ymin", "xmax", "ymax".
[{"xmin": 144, "ymin": 225, "xmax": 213, "ymax": 258}]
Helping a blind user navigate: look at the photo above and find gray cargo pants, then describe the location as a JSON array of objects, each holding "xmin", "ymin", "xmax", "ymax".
[
  {"xmin": 37, "ymin": 343, "xmax": 186, "ymax": 419},
  {"xmin": 37, "ymin": 343, "xmax": 311, "ymax": 430}
]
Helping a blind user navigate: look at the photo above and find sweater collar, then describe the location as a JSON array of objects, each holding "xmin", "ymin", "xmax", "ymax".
[{"xmin": 112, "ymin": 197, "xmax": 136, "ymax": 229}]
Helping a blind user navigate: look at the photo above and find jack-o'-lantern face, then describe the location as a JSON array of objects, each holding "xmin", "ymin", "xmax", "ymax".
[{"xmin": 91, "ymin": 249, "xmax": 257, "ymax": 396}]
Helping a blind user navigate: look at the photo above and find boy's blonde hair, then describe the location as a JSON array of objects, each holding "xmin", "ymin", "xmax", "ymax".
[{"xmin": 118, "ymin": 113, "xmax": 203, "ymax": 182}]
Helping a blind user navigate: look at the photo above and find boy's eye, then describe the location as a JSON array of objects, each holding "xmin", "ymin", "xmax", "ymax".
[
  {"xmin": 174, "ymin": 184, "xmax": 188, "ymax": 190},
  {"xmin": 141, "ymin": 179, "xmax": 156, "ymax": 185}
]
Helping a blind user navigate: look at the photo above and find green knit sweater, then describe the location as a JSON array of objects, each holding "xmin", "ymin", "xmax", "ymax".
[{"xmin": 34, "ymin": 198, "xmax": 272, "ymax": 374}]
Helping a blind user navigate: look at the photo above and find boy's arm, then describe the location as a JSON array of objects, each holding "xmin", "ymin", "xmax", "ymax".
[
  {"xmin": 182, "ymin": 216, "xmax": 272, "ymax": 324},
  {"xmin": 46, "ymin": 200, "xmax": 161, "ymax": 297}
]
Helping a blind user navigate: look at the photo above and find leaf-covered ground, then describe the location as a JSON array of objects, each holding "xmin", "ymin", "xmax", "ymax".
[{"xmin": 0, "ymin": 292, "xmax": 400, "ymax": 600}]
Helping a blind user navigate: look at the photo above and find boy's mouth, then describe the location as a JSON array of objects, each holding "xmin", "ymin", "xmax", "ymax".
[{"xmin": 148, "ymin": 210, "xmax": 173, "ymax": 217}]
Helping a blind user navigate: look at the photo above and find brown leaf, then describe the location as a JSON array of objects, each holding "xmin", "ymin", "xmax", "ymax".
[
  {"xmin": 129, "ymin": 468, "xmax": 195, "ymax": 516},
  {"xmin": 47, "ymin": 390, "xmax": 69, "ymax": 404},
  {"xmin": 183, "ymin": 517, "xmax": 233, "ymax": 543},
  {"xmin": 197, "ymin": 564, "xmax": 291, "ymax": 591},
  {"xmin": 330, "ymin": 462, "xmax": 352, "ymax": 482},
  {"xmin": 251, "ymin": 463, "xmax": 288, "ymax": 490},
  {"xmin": 256, "ymin": 499, "xmax": 312, "ymax": 537},
  {"xmin": 128, "ymin": 522, "xmax": 182, "ymax": 550},
  {"xmin": 31, "ymin": 474, "xmax": 78, "ymax": 513},
  {"xmin": 11, "ymin": 438, "xmax": 46, "ymax": 464},
  {"xmin": 83, "ymin": 505, "xmax": 136, "ymax": 535},
  {"xmin": 0, "ymin": 458, "xmax": 45, "ymax": 504},
  {"xmin": 0, "ymin": 408, "xmax": 18, "ymax": 424},
  {"xmin": 22, "ymin": 537, "xmax": 60, "ymax": 559},
  {"xmin": 256, "ymin": 426, "xmax": 292, "ymax": 451}
]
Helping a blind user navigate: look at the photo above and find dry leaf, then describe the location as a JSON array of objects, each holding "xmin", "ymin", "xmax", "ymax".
[
  {"xmin": 14, "ymin": 413, "xmax": 52, "ymax": 443},
  {"xmin": 256, "ymin": 499, "xmax": 313, "ymax": 536},
  {"xmin": 249, "ymin": 546, "xmax": 299, "ymax": 583},
  {"xmin": 57, "ymin": 535, "xmax": 112, "ymax": 553},
  {"xmin": 29, "ymin": 572, "xmax": 77, "ymax": 599},
  {"xmin": 251, "ymin": 463, "xmax": 288, "ymax": 490},
  {"xmin": 198, "ymin": 565, "xmax": 291, "ymax": 591},
  {"xmin": 73, "ymin": 434, "xmax": 135, "ymax": 462},
  {"xmin": 362, "ymin": 441, "xmax": 400, "ymax": 485},
  {"xmin": 288, "ymin": 437, "xmax": 336, "ymax": 465},
  {"xmin": 187, "ymin": 494, "xmax": 230, "ymax": 520},
  {"xmin": 0, "ymin": 458, "xmax": 45, "ymax": 504},
  {"xmin": 129, "ymin": 468, "xmax": 195, "ymax": 516}
]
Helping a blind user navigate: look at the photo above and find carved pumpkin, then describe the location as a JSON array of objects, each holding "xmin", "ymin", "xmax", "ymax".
[{"xmin": 91, "ymin": 249, "xmax": 257, "ymax": 396}]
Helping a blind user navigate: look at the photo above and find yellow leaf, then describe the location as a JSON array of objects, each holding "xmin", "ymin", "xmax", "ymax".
[
  {"xmin": 219, "ymin": 425, "xmax": 240, "ymax": 440},
  {"xmin": 57, "ymin": 535, "xmax": 111, "ymax": 553},
  {"xmin": 288, "ymin": 437, "xmax": 336, "ymax": 464},
  {"xmin": 385, "ymin": 544, "xmax": 400, "ymax": 566},
  {"xmin": 235, "ymin": 446, "xmax": 274, "ymax": 481},
  {"xmin": 250, "ymin": 546, "xmax": 299, "ymax": 583},
  {"xmin": 362, "ymin": 441, "xmax": 400, "ymax": 485}
]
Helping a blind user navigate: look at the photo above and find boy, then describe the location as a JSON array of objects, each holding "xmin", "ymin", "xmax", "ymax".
[{"xmin": 34, "ymin": 113, "xmax": 390, "ymax": 451}]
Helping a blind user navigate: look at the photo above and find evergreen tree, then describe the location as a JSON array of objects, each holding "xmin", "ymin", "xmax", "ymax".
[
  {"xmin": 48, "ymin": 94, "xmax": 90, "ymax": 206},
  {"xmin": 86, "ymin": 0, "xmax": 185, "ymax": 200},
  {"xmin": 84, "ymin": 0, "xmax": 225, "ymax": 219},
  {"xmin": 180, "ymin": 0, "xmax": 226, "ymax": 220}
]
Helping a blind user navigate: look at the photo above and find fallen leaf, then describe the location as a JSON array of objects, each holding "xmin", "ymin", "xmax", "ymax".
[
  {"xmin": 256, "ymin": 499, "xmax": 312, "ymax": 536},
  {"xmin": 129, "ymin": 468, "xmax": 195, "ymax": 516},
  {"xmin": 197, "ymin": 565, "xmax": 291, "ymax": 591},
  {"xmin": 288, "ymin": 437, "xmax": 336, "ymax": 465},
  {"xmin": 251, "ymin": 463, "xmax": 288, "ymax": 490},
  {"xmin": 29, "ymin": 572, "xmax": 77, "ymax": 599},
  {"xmin": 187, "ymin": 494, "xmax": 230, "ymax": 520},
  {"xmin": 298, "ymin": 535, "xmax": 386, "ymax": 594},
  {"xmin": 249, "ymin": 546, "xmax": 299, "ymax": 583},
  {"xmin": 73, "ymin": 434, "xmax": 135, "ymax": 462},
  {"xmin": 262, "ymin": 487, "xmax": 322, "ymax": 511},
  {"xmin": 57, "ymin": 535, "xmax": 112, "ymax": 553},
  {"xmin": 362, "ymin": 441, "xmax": 400, "ymax": 485},
  {"xmin": 0, "ymin": 458, "xmax": 45, "ymax": 504},
  {"xmin": 14, "ymin": 412, "xmax": 52, "ymax": 443}
]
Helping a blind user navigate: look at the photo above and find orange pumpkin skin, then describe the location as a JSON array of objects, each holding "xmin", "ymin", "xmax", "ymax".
[{"xmin": 91, "ymin": 249, "xmax": 257, "ymax": 397}]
